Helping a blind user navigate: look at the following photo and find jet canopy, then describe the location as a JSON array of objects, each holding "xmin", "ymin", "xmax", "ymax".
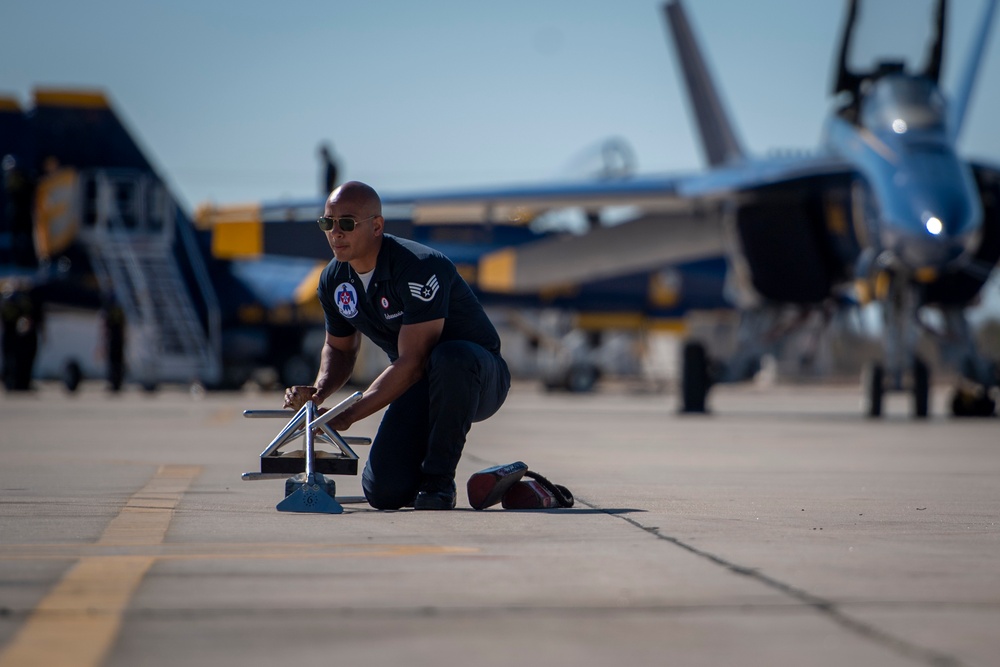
[
  {"xmin": 860, "ymin": 74, "xmax": 947, "ymax": 133},
  {"xmin": 834, "ymin": 0, "xmax": 945, "ymax": 99}
]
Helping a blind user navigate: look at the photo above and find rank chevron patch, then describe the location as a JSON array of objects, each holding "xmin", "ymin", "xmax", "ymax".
[{"xmin": 408, "ymin": 275, "xmax": 440, "ymax": 302}]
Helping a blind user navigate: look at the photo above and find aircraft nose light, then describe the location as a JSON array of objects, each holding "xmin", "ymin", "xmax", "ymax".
[{"xmin": 925, "ymin": 216, "xmax": 943, "ymax": 235}]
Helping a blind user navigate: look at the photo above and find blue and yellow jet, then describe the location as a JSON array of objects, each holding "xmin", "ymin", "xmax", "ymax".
[{"xmin": 359, "ymin": 0, "xmax": 1000, "ymax": 418}]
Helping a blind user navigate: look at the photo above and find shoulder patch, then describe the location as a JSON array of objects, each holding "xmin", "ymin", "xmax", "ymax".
[
  {"xmin": 335, "ymin": 282, "xmax": 359, "ymax": 318},
  {"xmin": 408, "ymin": 275, "xmax": 440, "ymax": 302}
]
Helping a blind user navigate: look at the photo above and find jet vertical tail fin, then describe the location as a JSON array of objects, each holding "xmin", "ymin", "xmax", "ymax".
[
  {"xmin": 663, "ymin": 0, "xmax": 746, "ymax": 166},
  {"xmin": 949, "ymin": 0, "xmax": 998, "ymax": 142}
]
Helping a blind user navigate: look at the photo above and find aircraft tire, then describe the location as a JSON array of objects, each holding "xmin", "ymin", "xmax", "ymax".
[
  {"xmin": 564, "ymin": 363, "xmax": 599, "ymax": 393},
  {"xmin": 863, "ymin": 362, "xmax": 883, "ymax": 418},
  {"xmin": 63, "ymin": 361, "xmax": 82, "ymax": 393},
  {"xmin": 912, "ymin": 358, "xmax": 930, "ymax": 418},
  {"xmin": 681, "ymin": 341, "xmax": 709, "ymax": 413},
  {"xmin": 950, "ymin": 388, "xmax": 997, "ymax": 418}
]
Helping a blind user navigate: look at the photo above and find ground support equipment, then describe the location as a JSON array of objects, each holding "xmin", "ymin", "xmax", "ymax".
[{"xmin": 241, "ymin": 391, "xmax": 370, "ymax": 514}]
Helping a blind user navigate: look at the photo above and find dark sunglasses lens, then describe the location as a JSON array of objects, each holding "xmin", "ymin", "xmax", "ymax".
[{"xmin": 317, "ymin": 217, "xmax": 356, "ymax": 231}]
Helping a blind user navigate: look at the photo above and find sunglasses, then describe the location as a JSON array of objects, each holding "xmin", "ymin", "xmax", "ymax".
[{"xmin": 316, "ymin": 214, "xmax": 378, "ymax": 232}]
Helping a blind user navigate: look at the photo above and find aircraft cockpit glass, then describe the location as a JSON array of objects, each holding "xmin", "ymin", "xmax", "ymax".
[
  {"xmin": 847, "ymin": 0, "xmax": 937, "ymax": 76},
  {"xmin": 860, "ymin": 75, "xmax": 946, "ymax": 133}
]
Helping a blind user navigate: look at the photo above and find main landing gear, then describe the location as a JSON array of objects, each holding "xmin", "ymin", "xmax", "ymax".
[
  {"xmin": 681, "ymin": 341, "xmax": 711, "ymax": 413},
  {"xmin": 862, "ymin": 357, "xmax": 929, "ymax": 419},
  {"xmin": 863, "ymin": 359, "xmax": 998, "ymax": 419},
  {"xmin": 950, "ymin": 385, "xmax": 997, "ymax": 417}
]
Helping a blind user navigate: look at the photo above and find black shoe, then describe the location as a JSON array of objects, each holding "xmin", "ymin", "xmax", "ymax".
[{"xmin": 413, "ymin": 477, "xmax": 456, "ymax": 510}]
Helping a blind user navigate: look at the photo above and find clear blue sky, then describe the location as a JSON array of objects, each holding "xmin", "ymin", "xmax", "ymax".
[{"xmin": 3, "ymin": 0, "xmax": 999, "ymax": 212}]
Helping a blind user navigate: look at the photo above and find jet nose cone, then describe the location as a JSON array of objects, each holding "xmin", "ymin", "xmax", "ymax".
[
  {"xmin": 888, "ymin": 195, "xmax": 980, "ymax": 270},
  {"xmin": 892, "ymin": 235, "xmax": 963, "ymax": 271},
  {"xmin": 921, "ymin": 188, "xmax": 977, "ymax": 238}
]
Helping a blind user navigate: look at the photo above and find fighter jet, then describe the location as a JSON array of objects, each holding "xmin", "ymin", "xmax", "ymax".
[{"xmin": 387, "ymin": 0, "xmax": 1000, "ymax": 418}]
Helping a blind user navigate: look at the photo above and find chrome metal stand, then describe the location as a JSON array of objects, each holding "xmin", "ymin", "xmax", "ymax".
[{"xmin": 241, "ymin": 391, "xmax": 370, "ymax": 514}]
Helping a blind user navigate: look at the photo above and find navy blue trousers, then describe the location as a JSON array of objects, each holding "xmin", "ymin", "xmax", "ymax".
[{"xmin": 361, "ymin": 340, "xmax": 510, "ymax": 509}]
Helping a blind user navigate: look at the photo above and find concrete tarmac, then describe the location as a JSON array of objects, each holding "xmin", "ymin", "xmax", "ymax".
[{"xmin": 0, "ymin": 381, "xmax": 998, "ymax": 667}]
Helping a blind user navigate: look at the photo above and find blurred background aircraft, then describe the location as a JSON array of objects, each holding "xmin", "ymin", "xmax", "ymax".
[
  {"xmin": 2, "ymin": 1, "xmax": 998, "ymax": 414},
  {"xmin": 378, "ymin": 0, "xmax": 1000, "ymax": 419},
  {"xmin": 0, "ymin": 89, "xmax": 725, "ymax": 393},
  {"xmin": 4, "ymin": 0, "xmax": 997, "ymax": 207}
]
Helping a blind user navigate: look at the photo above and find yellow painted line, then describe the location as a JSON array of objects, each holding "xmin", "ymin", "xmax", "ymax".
[
  {"xmin": 0, "ymin": 544, "xmax": 479, "ymax": 561},
  {"xmin": 0, "ymin": 463, "xmax": 480, "ymax": 666},
  {"xmin": 207, "ymin": 408, "xmax": 236, "ymax": 425},
  {"xmin": 100, "ymin": 465, "xmax": 201, "ymax": 546},
  {"xmin": 0, "ymin": 465, "xmax": 200, "ymax": 667},
  {"xmin": 0, "ymin": 557, "xmax": 156, "ymax": 667},
  {"xmin": 179, "ymin": 544, "xmax": 478, "ymax": 559}
]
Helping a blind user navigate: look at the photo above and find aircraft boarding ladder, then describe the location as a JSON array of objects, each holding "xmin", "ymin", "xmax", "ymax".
[{"xmin": 81, "ymin": 170, "xmax": 221, "ymax": 387}]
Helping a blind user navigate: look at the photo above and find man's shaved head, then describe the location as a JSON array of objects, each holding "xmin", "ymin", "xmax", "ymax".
[
  {"xmin": 322, "ymin": 181, "xmax": 385, "ymax": 272},
  {"xmin": 328, "ymin": 181, "xmax": 382, "ymax": 218}
]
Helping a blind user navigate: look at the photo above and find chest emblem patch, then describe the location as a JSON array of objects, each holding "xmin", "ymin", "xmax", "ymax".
[
  {"xmin": 335, "ymin": 282, "xmax": 359, "ymax": 318},
  {"xmin": 408, "ymin": 275, "xmax": 440, "ymax": 302},
  {"xmin": 381, "ymin": 297, "xmax": 390, "ymax": 309}
]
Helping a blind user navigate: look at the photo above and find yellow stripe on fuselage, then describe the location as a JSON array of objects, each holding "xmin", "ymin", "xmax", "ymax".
[
  {"xmin": 196, "ymin": 202, "xmax": 264, "ymax": 258},
  {"xmin": 294, "ymin": 262, "xmax": 328, "ymax": 305},
  {"xmin": 212, "ymin": 220, "xmax": 263, "ymax": 258},
  {"xmin": 195, "ymin": 202, "xmax": 262, "ymax": 229},
  {"xmin": 479, "ymin": 248, "xmax": 517, "ymax": 292},
  {"xmin": 647, "ymin": 318, "xmax": 689, "ymax": 334},
  {"xmin": 573, "ymin": 312, "xmax": 688, "ymax": 333},
  {"xmin": 33, "ymin": 88, "xmax": 109, "ymax": 109}
]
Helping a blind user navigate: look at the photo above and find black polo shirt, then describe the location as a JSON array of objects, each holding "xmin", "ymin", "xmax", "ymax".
[{"xmin": 317, "ymin": 234, "xmax": 502, "ymax": 361}]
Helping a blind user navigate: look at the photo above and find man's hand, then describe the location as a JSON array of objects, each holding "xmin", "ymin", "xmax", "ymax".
[
  {"xmin": 323, "ymin": 407, "xmax": 355, "ymax": 432},
  {"xmin": 283, "ymin": 385, "xmax": 318, "ymax": 410}
]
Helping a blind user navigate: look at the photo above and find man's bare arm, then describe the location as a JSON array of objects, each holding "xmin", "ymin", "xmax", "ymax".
[
  {"xmin": 314, "ymin": 331, "xmax": 361, "ymax": 403},
  {"xmin": 327, "ymin": 318, "xmax": 444, "ymax": 430},
  {"xmin": 283, "ymin": 331, "xmax": 360, "ymax": 410}
]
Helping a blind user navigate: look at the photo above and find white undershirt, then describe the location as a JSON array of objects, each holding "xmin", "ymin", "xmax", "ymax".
[{"xmin": 357, "ymin": 268, "xmax": 375, "ymax": 291}]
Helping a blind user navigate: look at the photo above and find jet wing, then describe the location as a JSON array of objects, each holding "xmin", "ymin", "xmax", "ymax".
[
  {"xmin": 475, "ymin": 210, "xmax": 723, "ymax": 293},
  {"xmin": 386, "ymin": 153, "xmax": 851, "ymax": 293}
]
